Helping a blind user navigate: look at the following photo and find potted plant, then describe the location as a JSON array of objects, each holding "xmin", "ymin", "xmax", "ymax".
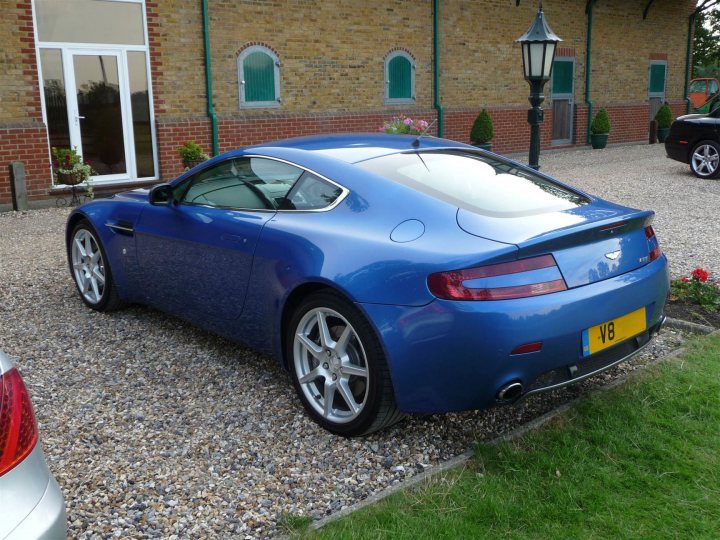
[
  {"xmin": 381, "ymin": 115, "xmax": 430, "ymax": 135},
  {"xmin": 470, "ymin": 109, "xmax": 494, "ymax": 150},
  {"xmin": 590, "ymin": 108, "xmax": 611, "ymax": 149},
  {"xmin": 178, "ymin": 140, "xmax": 209, "ymax": 169},
  {"xmin": 655, "ymin": 104, "xmax": 673, "ymax": 143},
  {"xmin": 51, "ymin": 147, "xmax": 94, "ymax": 187}
]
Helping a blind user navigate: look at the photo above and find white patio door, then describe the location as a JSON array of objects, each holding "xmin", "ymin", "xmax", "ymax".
[{"xmin": 63, "ymin": 49, "xmax": 134, "ymax": 181}]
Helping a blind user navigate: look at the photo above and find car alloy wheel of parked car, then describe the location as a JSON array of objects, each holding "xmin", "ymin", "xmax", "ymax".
[
  {"xmin": 690, "ymin": 141, "xmax": 720, "ymax": 179},
  {"xmin": 288, "ymin": 291, "xmax": 403, "ymax": 436},
  {"xmin": 69, "ymin": 221, "xmax": 125, "ymax": 311}
]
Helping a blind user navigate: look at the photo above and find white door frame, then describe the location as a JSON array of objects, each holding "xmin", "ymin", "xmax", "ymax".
[
  {"xmin": 63, "ymin": 48, "xmax": 134, "ymax": 182},
  {"xmin": 32, "ymin": 0, "xmax": 159, "ymax": 184}
]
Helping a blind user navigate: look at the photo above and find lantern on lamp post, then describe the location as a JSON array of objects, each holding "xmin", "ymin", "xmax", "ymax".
[{"xmin": 516, "ymin": 2, "xmax": 562, "ymax": 170}]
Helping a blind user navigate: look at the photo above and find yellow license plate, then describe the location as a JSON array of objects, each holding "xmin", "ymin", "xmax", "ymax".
[{"xmin": 582, "ymin": 307, "xmax": 646, "ymax": 357}]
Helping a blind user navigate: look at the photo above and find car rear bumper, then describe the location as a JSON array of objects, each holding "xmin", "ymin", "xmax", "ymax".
[
  {"xmin": 0, "ymin": 445, "xmax": 67, "ymax": 540},
  {"xmin": 360, "ymin": 256, "xmax": 670, "ymax": 413}
]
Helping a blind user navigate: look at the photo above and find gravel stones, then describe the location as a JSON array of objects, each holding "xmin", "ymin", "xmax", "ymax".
[{"xmin": 0, "ymin": 145, "xmax": 706, "ymax": 537}]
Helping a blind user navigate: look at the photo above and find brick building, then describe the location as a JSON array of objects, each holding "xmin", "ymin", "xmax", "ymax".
[{"xmin": 0, "ymin": 0, "xmax": 697, "ymax": 207}]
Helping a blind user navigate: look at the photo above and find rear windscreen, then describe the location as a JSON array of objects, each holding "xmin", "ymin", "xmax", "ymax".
[{"xmin": 356, "ymin": 150, "xmax": 588, "ymax": 218}]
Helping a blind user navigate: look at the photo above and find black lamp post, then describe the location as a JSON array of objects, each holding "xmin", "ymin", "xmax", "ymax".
[{"xmin": 516, "ymin": 2, "xmax": 562, "ymax": 170}]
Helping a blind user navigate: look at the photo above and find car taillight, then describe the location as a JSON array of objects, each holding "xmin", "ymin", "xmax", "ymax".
[
  {"xmin": 427, "ymin": 254, "xmax": 567, "ymax": 301},
  {"xmin": 645, "ymin": 226, "xmax": 661, "ymax": 262},
  {"xmin": 0, "ymin": 368, "xmax": 39, "ymax": 476}
]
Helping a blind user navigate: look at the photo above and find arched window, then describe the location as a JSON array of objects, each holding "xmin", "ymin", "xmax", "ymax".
[
  {"xmin": 385, "ymin": 50, "xmax": 415, "ymax": 104},
  {"xmin": 238, "ymin": 45, "xmax": 280, "ymax": 108}
]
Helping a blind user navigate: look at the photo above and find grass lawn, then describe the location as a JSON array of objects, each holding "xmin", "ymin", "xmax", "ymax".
[{"xmin": 297, "ymin": 333, "xmax": 720, "ymax": 539}]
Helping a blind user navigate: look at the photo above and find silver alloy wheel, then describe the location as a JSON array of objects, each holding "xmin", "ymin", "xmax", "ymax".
[
  {"xmin": 71, "ymin": 228, "xmax": 106, "ymax": 305},
  {"xmin": 691, "ymin": 143, "xmax": 719, "ymax": 176},
  {"xmin": 293, "ymin": 307, "xmax": 370, "ymax": 424}
]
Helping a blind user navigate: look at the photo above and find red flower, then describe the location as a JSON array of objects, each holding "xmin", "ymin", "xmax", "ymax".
[
  {"xmin": 691, "ymin": 268, "xmax": 709, "ymax": 282},
  {"xmin": 64, "ymin": 154, "xmax": 71, "ymax": 168},
  {"xmin": 681, "ymin": 277, "xmax": 690, "ymax": 283},
  {"xmin": 52, "ymin": 160, "xmax": 59, "ymax": 169}
]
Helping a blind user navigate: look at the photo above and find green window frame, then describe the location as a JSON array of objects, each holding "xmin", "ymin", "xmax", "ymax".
[
  {"xmin": 238, "ymin": 45, "xmax": 280, "ymax": 108},
  {"xmin": 551, "ymin": 58, "xmax": 574, "ymax": 96},
  {"xmin": 648, "ymin": 61, "xmax": 667, "ymax": 98},
  {"xmin": 385, "ymin": 51, "xmax": 415, "ymax": 104}
]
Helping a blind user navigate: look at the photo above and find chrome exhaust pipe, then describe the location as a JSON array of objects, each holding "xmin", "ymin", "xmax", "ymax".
[{"xmin": 497, "ymin": 381, "xmax": 523, "ymax": 403}]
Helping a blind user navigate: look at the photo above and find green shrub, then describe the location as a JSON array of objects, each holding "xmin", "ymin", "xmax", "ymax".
[
  {"xmin": 470, "ymin": 109, "xmax": 494, "ymax": 144},
  {"xmin": 591, "ymin": 108, "xmax": 611, "ymax": 134},
  {"xmin": 655, "ymin": 104, "xmax": 673, "ymax": 129},
  {"xmin": 177, "ymin": 141, "xmax": 209, "ymax": 164}
]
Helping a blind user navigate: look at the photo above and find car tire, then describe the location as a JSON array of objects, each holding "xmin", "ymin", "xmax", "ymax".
[
  {"xmin": 690, "ymin": 140, "xmax": 720, "ymax": 179},
  {"xmin": 287, "ymin": 291, "xmax": 404, "ymax": 436},
  {"xmin": 68, "ymin": 220, "xmax": 126, "ymax": 311}
]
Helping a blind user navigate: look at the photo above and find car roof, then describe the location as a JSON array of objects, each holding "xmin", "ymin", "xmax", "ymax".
[{"xmin": 243, "ymin": 133, "xmax": 471, "ymax": 164}]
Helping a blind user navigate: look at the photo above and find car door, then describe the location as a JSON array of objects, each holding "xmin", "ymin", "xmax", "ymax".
[{"xmin": 133, "ymin": 156, "xmax": 302, "ymax": 321}]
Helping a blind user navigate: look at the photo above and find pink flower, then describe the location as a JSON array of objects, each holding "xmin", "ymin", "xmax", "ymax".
[
  {"xmin": 691, "ymin": 268, "xmax": 709, "ymax": 282},
  {"xmin": 403, "ymin": 118, "xmax": 413, "ymax": 126}
]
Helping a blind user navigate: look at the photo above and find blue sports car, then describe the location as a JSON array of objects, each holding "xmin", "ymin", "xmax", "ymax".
[{"xmin": 66, "ymin": 134, "xmax": 669, "ymax": 436}]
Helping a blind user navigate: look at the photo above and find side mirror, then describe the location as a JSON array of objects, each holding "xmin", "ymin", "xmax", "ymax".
[{"xmin": 149, "ymin": 183, "xmax": 174, "ymax": 206}]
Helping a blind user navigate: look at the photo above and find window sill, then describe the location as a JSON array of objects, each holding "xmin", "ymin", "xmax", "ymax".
[{"xmin": 384, "ymin": 99, "xmax": 417, "ymax": 106}]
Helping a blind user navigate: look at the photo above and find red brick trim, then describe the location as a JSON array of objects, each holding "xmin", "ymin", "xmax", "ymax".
[
  {"xmin": 384, "ymin": 47, "xmax": 417, "ymax": 62},
  {"xmin": 235, "ymin": 42, "xmax": 281, "ymax": 58},
  {"xmin": 556, "ymin": 47, "xmax": 576, "ymax": 57},
  {"xmin": 649, "ymin": 52, "xmax": 668, "ymax": 60}
]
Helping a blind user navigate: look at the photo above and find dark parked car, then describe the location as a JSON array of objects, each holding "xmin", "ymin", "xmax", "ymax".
[{"xmin": 665, "ymin": 107, "xmax": 720, "ymax": 179}]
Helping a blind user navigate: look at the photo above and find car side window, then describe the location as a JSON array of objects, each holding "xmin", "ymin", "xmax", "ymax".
[
  {"xmin": 710, "ymin": 80, "xmax": 719, "ymax": 95},
  {"xmin": 282, "ymin": 171, "xmax": 344, "ymax": 210},
  {"xmin": 179, "ymin": 157, "xmax": 302, "ymax": 210}
]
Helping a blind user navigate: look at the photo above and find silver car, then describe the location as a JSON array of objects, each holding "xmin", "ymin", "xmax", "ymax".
[{"xmin": 0, "ymin": 351, "xmax": 66, "ymax": 539}]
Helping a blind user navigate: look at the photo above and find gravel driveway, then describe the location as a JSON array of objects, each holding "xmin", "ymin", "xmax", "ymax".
[{"xmin": 0, "ymin": 143, "xmax": 711, "ymax": 538}]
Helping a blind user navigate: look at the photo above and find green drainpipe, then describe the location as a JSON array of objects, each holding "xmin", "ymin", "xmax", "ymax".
[
  {"xmin": 585, "ymin": 1, "xmax": 595, "ymax": 145},
  {"xmin": 685, "ymin": 10, "xmax": 697, "ymax": 114},
  {"xmin": 202, "ymin": 0, "xmax": 219, "ymax": 156},
  {"xmin": 433, "ymin": 0, "xmax": 444, "ymax": 138}
]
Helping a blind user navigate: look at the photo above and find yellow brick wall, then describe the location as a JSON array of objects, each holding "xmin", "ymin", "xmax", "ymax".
[
  {"xmin": 207, "ymin": 0, "xmax": 433, "ymax": 116},
  {"xmin": 438, "ymin": 0, "xmax": 584, "ymax": 108},
  {"xmin": 0, "ymin": 0, "xmax": 697, "ymax": 123},
  {"xmin": 0, "ymin": 1, "xmax": 39, "ymax": 123},
  {"xmin": 592, "ymin": 0, "xmax": 693, "ymax": 104},
  {"xmin": 438, "ymin": 0, "xmax": 694, "ymax": 110},
  {"xmin": 151, "ymin": 0, "xmax": 207, "ymax": 118}
]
